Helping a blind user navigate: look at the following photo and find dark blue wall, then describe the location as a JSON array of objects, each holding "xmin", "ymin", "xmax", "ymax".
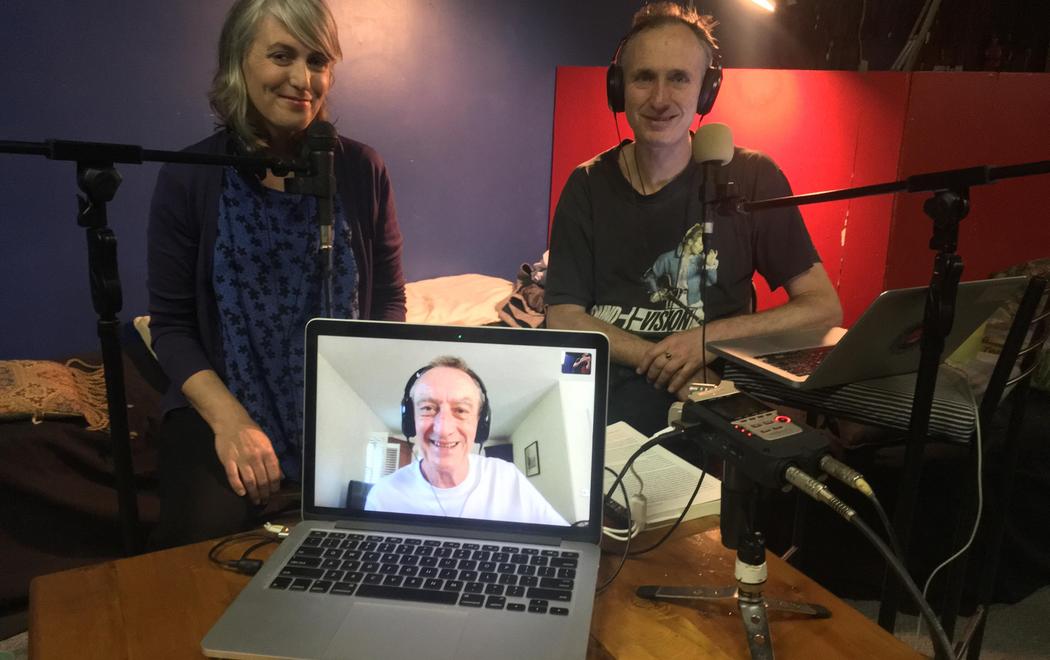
[{"xmin": 0, "ymin": 1, "xmax": 637, "ymax": 358}]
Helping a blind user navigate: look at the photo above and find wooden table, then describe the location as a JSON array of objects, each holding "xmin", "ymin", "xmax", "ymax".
[
  {"xmin": 590, "ymin": 518, "xmax": 921, "ymax": 659},
  {"xmin": 29, "ymin": 517, "xmax": 921, "ymax": 659}
]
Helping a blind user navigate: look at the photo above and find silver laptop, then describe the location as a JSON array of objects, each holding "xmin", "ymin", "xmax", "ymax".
[
  {"xmin": 707, "ymin": 277, "xmax": 1026, "ymax": 389},
  {"xmin": 203, "ymin": 320, "xmax": 609, "ymax": 660}
]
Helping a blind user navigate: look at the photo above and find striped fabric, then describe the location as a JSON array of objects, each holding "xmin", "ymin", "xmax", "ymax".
[{"xmin": 722, "ymin": 363, "xmax": 977, "ymax": 444}]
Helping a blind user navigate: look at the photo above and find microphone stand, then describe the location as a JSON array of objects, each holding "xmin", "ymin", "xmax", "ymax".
[
  {"xmin": 728, "ymin": 157, "xmax": 1050, "ymax": 641},
  {"xmin": 0, "ymin": 138, "xmax": 304, "ymax": 555},
  {"xmin": 285, "ymin": 122, "xmax": 338, "ymax": 317},
  {"xmin": 638, "ymin": 409, "xmax": 832, "ymax": 660}
]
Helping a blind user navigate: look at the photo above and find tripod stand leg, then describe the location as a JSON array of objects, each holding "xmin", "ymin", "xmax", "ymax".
[
  {"xmin": 637, "ymin": 585, "xmax": 830, "ymax": 619},
  {"xmin": 637, "ymin": 584, "xmax": 829, "ymax": 660},
  {"xmin": 738, "ymin": 589, "xmax": 775, "ymax": 660},
  {"xmin": 763, "ymin": 597, "xmax": 831, "ymax": 618},
  {"xmin": 636, "ymin": 584, "xmax": 737, "ymax": 604},
  {"xmin": 638, "ymin": 532, "xmax": 830, "ymax": 659}
]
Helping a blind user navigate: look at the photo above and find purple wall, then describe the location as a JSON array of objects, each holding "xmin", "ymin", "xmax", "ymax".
[{"xmin": 0, "ymin": 1, "xmax": 636, "ymax": 358}]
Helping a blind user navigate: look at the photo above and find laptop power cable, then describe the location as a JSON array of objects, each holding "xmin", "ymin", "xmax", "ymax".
[{"xmin": 208, "ymin": 530, "xmax": 283, "ymax": 576}]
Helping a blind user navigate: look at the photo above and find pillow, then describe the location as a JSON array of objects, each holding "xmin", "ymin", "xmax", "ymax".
[
  {"xmin": 406, "ymin": 274, "xmax": 514, "ymax": 326},
  {"xmin": 133, "ymin": 274, "xmax": 516, "ymax": 334},
  {"xmin": 0, "ymin": 359, "xmax": 109, "ymax": 430}
]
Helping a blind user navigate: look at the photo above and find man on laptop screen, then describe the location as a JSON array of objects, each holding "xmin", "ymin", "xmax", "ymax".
[{"xmin": 365, "ymin": 356, "xmax": 568, "ymax": 525}]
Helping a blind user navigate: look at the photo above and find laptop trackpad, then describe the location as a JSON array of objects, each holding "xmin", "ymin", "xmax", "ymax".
[{"xmin": 323, "ymin": 601, "xmax": 466, "ymax": 659}]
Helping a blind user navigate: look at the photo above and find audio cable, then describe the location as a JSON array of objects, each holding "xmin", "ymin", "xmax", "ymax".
[
  {"xmin": 598, "ymin": 426, "xmax": 704, "ymax": 592},
  {"xmin": 817, "ymin": 362, "xmax": 986, "ymax": 640},
  {"xmin": 819, "ymin": 454, "xmax": 904, "ymax": 561},
  {"xmin": 602, "ymin": 467, "xmax": 643, "ymax": 542},
  {"xmin": 597, "ymin": 467, "xmax": 636, "ymax": 593},
  {"xmin": 785, "ymin": 467, "xmax": 954, "ymax": 659},
  {"xmin": 916, "ymin": 364, "xmax": 984, "ymax": 636},
  {"xmin": 628, "ymin": 461, "xmax": 706, "ymax": 557},
  {"xmin": 604, "ymin": 427, "xmax": 697, "ymax": 551}
]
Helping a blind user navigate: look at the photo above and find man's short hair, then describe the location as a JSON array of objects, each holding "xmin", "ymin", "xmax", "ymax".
[
  {"xmin": 620, "ymin": 2, "xmax": 719, "ymax": 66},
  {"xmin": 410, "ymin": 356, "xmax": 487, "ymax": 409}
]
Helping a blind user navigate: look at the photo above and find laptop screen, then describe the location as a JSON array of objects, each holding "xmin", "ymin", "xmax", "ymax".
[{"xmin": 302, "ymin": 320, "xmax": 607, "ymax": 540}]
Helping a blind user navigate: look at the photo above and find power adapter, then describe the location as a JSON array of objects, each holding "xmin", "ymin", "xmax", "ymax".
[
  {"xmin": 603, "ymin": 495, "xmax": 630, "ymax": 529},
  {"xmin": 629, "ymin": 494, "xmax": 648, "ymax": 531}
]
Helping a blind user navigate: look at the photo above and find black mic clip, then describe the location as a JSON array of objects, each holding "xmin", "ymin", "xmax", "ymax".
[
  {"xmin": 268, "ymin": 159, "xmax": 298, "ymax": 178},
  {"xmin": 285, "ymin": 121, "xmax": 338, "ymax": 252},
  {"xmin": 713, "ymin": 181, "xmax": 746, "ymax": 216}
]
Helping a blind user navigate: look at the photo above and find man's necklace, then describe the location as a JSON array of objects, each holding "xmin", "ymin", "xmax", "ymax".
[
  {"xmin": 624, "ymin": 143, "xmax": 649, "ymax": 196},
  {"xmin": 421, "ymin": 459, "xmax": 470, "ymax": 518}
]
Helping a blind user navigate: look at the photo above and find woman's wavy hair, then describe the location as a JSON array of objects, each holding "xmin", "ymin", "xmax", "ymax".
[{"xmin": 209, "ymin": 0, "xmax": 342, "ymax": 151}]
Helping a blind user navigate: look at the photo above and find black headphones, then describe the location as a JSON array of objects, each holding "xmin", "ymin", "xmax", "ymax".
[
  {"xmin": 605, "ymin": 24, "xmax": 723, "ymax": 117},
  {"xmin": 400, "ymin": 364, "xmax": 492, "ymax": 448}
]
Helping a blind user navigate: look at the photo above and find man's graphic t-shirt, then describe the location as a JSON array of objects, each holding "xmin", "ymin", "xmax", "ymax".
[{"xmin": 546, "ymin": 142, "xmax": 819, "ymax": 339}]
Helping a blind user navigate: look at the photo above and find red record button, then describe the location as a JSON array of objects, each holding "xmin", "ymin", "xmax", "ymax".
[{"xmin": 774, "ymin": 415, "xmax": 791, "ymax": 423}]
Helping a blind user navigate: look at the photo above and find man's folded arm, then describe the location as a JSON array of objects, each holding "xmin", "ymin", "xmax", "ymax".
[
  {"xmin": 640, "ymin": 264, "xmax": 842, "ymax": 393},
  {"xmin": 705, "ymin": 263, "xmax": 842, "ymax": 344}
]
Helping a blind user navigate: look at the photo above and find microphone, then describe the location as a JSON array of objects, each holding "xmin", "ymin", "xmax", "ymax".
[
  {"xmin": 283, "ymin": 120, "xmax": 338, "ymax": 316},
  {"xmin": 692, "ymin": 122, "xmax": 734, "ymax": 165},
  {"xmin": 303, "ymin": 120, "xmax": 338, "ymax": 253},
  {"xmin": 692, "ymin": 122, "xmax": 734, "ymax": 240}
]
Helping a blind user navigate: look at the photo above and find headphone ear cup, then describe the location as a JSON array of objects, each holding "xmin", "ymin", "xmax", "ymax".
[
  {"xmin": 697, "ymin": 63, "xmax": 722, "ymax": 116},
  {"xmin": 401, "ymin": 367, "xmax": 428, "ymax": 439},
  {"xmin": 475, "ymin": 403, "xmax": 491, "ymax": 448},
  {"xmin": 400, "ymin": 394, "xmax": 415, "ymax": 438},
  {"xmin": 606, "ymin": 63, "xmax": 625, "ymax": 113}
]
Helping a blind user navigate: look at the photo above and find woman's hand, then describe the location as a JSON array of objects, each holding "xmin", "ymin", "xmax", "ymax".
[
  {"xmin": 182, "ymin": 369, "xmax": 284, "ymax": 504},
  {"xmin": 213, "ymin": 421, "xmax": 283, "ymax": 505}
]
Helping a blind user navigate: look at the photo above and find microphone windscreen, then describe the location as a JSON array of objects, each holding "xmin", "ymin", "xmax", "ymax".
[
  {"xmin": 306, "ymin": 119, "xmax": 338, "ymax": 149},
  {"xmin": 692, "ymin": 122, "xmax": 734, "ymax": 166}
]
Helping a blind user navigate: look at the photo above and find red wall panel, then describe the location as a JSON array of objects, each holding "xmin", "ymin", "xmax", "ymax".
[{"xmin": 886, "ymin": 73, "xmax": 1050, "ymax": 290}]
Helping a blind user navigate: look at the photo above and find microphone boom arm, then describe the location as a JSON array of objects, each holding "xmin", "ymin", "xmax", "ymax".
[
  {"xmin": 737, "ymin": 159, "xmax": 1050, "ymax": 213},
  {"xmin": 0, "ymin": 138, "xmax": 305, "ymax": 175}
]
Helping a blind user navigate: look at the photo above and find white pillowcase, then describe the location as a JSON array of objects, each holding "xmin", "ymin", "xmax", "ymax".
[{"xmin": 406, "ymin": 274, "xmax": 513, "ymax": 326}]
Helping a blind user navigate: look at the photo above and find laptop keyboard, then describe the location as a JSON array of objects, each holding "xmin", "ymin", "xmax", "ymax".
[
  {"xmin": 268, "ymin": 530, "xmax": 579, "ymax": 616},
  {"xmin": 756, "ymin": 345, "xmax": 835, "ymax": 376}
]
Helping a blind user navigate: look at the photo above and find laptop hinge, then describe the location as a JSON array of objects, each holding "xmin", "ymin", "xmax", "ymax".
[{"xmin": 334, "ymin": 519, "xmax": 565, "ymax": 547}]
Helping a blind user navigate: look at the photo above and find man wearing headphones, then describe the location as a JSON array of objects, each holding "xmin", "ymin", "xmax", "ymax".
[
  {"xmin": 546, "ymin": 3, "xmax": 841, "ymax": 436},
  {"xmin": 364, "ymin": 356, "xmax": 568, "ymax": 525}
]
